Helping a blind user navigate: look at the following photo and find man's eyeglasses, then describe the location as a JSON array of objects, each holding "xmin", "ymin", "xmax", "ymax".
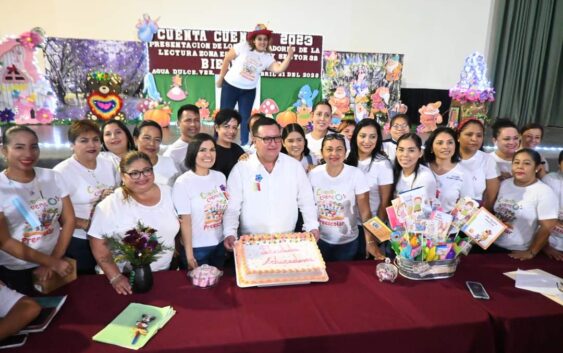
[
  {"xmin": 255, "ymin": 136, "xmax": 282, "ymax": 144},
  {"xmin": 124, "ymin": 167, "xmax": 154, "ymax": 179}
]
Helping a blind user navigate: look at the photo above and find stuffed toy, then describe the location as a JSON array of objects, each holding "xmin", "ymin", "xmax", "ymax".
[
  {"xmin": 328, "ymin": 86, "xmax": 350, "ymax": 118},
  {"xmin": 86, "ymin": 71, "xmax": 125, "ymax": 121},
  {"xmin": 416, "ymin": 101, "xmax": 443, "ymax": 133}
]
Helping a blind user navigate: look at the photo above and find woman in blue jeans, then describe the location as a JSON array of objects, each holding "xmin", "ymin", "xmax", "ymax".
[
  {"xmin": 217, "ymin": 24, "xmax": 295, "ymax": 145},
  {"xmin": 172, "ymin": 133, "xmax": 229, "ymax": 269}
]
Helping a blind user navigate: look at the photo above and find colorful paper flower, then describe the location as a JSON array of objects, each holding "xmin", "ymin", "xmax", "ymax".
[
  {"xmin": 36, "ymin": 108, "xmax": 54, "ymax": 123},
  {"xmin": 0, "ymin": 108, "xmax": 15, "ymax": 123}
]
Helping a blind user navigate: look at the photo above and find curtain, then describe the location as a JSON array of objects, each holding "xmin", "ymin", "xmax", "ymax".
[{"xmin": 490, "ymin": 0, "xmax": 563, "ymax": 127}]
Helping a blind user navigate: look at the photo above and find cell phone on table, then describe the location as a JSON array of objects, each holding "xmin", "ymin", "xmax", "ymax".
[{"xmin": 466, "ymin": 281, "xmax": 490, "ymax": 300}]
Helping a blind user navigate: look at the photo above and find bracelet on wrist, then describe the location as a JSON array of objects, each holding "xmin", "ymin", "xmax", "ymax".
[{"xmin": 109, "ymin": 274, "xmax": 122, "ymax": 285}]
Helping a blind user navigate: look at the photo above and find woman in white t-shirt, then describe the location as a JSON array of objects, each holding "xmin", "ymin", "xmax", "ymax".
[
  {"xmin": 392, "ymin": 133, "xmax": 437, "ymax": 201},
  {"xmin": 173, "ymin": 134, "xmax": 228, "ymax": 270},
  {"xmin": 493, "ymin": 149, "xmax": 558, "ymax": 260},
  {"xmin": 100, "ymin": 119, "xmax": 136, "ymax": 172},
  {"xmin": 309, "ymin": 134, "xmax": 384, "ymax": 261},
  {"xmin": 0, "ymin": 126, "xmax": 73, "ymax": 293},
  {"xmin": 306, "ymin": 101, "xmax": 336, "ymax": 161},
  {"xmin": 89, "ymin": 151, "xmax": 180, "ymax": 295},
  {"xmin": 281, "ymin": 123, "xmax": 317, "ymax": 172},
  {"xmin": 490, "ymin": 118, "xmax": 520, "ymax": 181},
  {"xmin": 542, "ymin": 150, "xmax": 563, "ymax": 261},
  {"xmin": 457, "ymin": 119, "xmax": 499, "ymax": 211},
  {"xmin": 133, "ymin": 120, "xmax": 179, "ymax": 186},
  {"xmin": 520, "ymin": 123, "xmax": 549, "ymax": 177},
  {"xmin": 54, "ymin": 120, "xmax": 119, "ymax": 275},
  {"xmin": 382, "ymin": 114, "xmax": 411, "ymax": 165},
  {"xmin": 424, "ymin": 127, "xmax": 472, "ymax": 212},
  {"xmin": 217, "ymin": 24, "xmax": 294, "ymax": 146}
]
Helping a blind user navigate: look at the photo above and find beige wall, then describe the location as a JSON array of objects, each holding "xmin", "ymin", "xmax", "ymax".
[{"xmin": 0, "ymin": 0, "xmax": 495, "ymax": 89}]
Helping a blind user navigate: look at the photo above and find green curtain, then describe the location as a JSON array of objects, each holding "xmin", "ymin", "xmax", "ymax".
[{"xmin": 490, "ymin": 0, "xmax": 563, "ymax": 127}]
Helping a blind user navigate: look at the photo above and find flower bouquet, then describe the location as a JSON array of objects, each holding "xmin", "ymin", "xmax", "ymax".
[{"xmin": 105, "ymin": 221, "xmax": 170, "ymax": 292}]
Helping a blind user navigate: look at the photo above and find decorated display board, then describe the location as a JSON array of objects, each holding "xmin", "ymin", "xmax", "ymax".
[
  {"xmin": 0, "ymin": 28, "xmax": 57, "ymax": 124},
  {"xmin": 322, "ymin": 51, "xmax": 403, "ymax": 126},
  {"xmin": 147, "ymin": 28, "xmax": 323, "ymax": 123},
  {"xmin": 44, "ymin": 37, "xmax": 148, "ymax": 122}
]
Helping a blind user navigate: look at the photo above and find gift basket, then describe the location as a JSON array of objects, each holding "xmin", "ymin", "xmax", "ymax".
[{"xmin": 383, "ymin": 188, "xmax": 506, "ymax": 281}]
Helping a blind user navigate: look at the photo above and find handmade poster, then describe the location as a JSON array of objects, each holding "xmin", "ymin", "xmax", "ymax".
[
  {"xmin": 461, "ymin": 207, "xmax": 507, "ymax": 250},
  {"xmin": 431, "ymin": 211, "xmax": 454, "ymax": 241},
  {"xmin": 450, "ymin": 197, "xmax": 480, "ymax": 232},
  {"xmin": 363, "ymin": 215, "xmax": 392, "ymax": 242},
  {"xmin": 398, "ymin": 186, "xmax": 427, "ymax": 217},
  {"xmin": 321, "ymin": 51, "xmax": 403, "ymax": 125}
]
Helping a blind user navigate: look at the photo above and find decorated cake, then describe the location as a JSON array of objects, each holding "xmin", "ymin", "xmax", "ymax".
[{"xmin": 234, "ymin": 233, "xmax": 329, "ymax": 287}]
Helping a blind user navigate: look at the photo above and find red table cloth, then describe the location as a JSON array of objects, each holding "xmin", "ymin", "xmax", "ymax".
[
  {"xmin": 453, "ymin": 254, "xmax": 563, "ymax": 353},
  {"xmin": 11, "ymin": 259, "xmax": 496, "ymax": 353}
]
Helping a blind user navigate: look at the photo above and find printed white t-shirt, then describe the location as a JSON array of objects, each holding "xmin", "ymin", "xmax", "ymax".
[
  {"xmin": 224, "ymin": 42, "xmax": 275, "ymax": 90},
  {"xmin": 494, "ymin": 178, "xmax": 558, "ymax": 251},
  {"xmin": 395, "ymin": 164, "xmax": 437, "ymax": 201},
  {"xmin": 542, "ymin": 172, "xmax": 563, "ymax": 250},
  {"xmin": 173, "ymin": 170, "xmax": 228, "ymax": 248},
  {"xmin": 0, "ymin": 168, "xmax": 69, "ymax": 270},
  {"xmin": 433, "ymin": 163, "xmax": 473, "ymax": 212},
  {"xmin": 53, "ymin": 156, "xmax": 119, "ymax": 240},
  {"xmin": 309, "ymin": 164, "xmax": 369, "ymax": 245},
  {"xmin": 88, "ymin": 185, "xmax": 179, "ymax": 271},
  {"xmin": 459, "ymin": 150, "xmax": 499, "ymax": 201}
]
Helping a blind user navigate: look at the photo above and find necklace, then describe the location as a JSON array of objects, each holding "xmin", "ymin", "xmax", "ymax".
[{"xmin": 3, "ymin": 169, "xmax": 44, "ymax": 199}]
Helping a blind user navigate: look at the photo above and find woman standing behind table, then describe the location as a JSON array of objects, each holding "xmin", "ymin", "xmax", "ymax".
[
  {"xmin": 493, "ymin": 149, "xmax": 557, "ymax": 260},
  {"xmin": 173, "ymin": 134, "xmax": 228, "ymax": 270},
  {"xmin": 490, "ymin": 118, "xmax": 520, "ymax": 181},
  {"xmin": 457, "ymin": 119, "xmax": 499, "ymax": 211},
  {"xmin": 281, "ymin": 123, "xmax": 317, "ymax": 172},
  {"xmin": 309, "ymin": 134, "xmax": 384, "ymax": 261},
  {"xmin": 542, "ymin": 150, "xmax": 563, "ymax": 261},
  {"xmin": 212, "ymin": 109, "xmax": 245, "ymax": 178},
  {"xmin": 133, "ymin": 120, "xmax": 179, "ymax": 186},
  {"xmin": 520, "ymin": 123, "xmax": 549, "ymax": 177},
  {"xmin": 89, "ymin": 152, "xmax": 179, "ymax": 295},
  {"xmin": 392, "ymin": 133, "xmax": 436, "ymax": 201},
  {"xmin": 0, "ymin": 126, "xmax": 74, "ymax": 293},
  {"xmin": 346, "ymin": 119, "xmax": 393, "ymax": 220},
  {"xmin": 99, "ymin": 119, "xmax": 136, "ymax": 171},
  {"xmin": 424, "ymin": 127, "xmax": 472, "ymax": 212},
  {"xmin": 306, "ymin": 100, "xmax": 350, "ymax": 161},
  {"xmin": 54, "ymin": 120, "xmax": 119, "ymax": 274},
  {"xmin": 217, "ymin": 24, "xmax": 294, "ymax": 146},
  {"xmin": 382, "ymin": 114, "xmax": 411, "ymax": 165}
]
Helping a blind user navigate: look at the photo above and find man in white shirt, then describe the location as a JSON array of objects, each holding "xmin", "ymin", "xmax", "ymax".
[
  {"xmin": 163, "ymin": 104, "xmax": 201, "ymax": 172},
  {"xmin": 223, "ymin": 117, "xmax": 320, "ymax": 250}
]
